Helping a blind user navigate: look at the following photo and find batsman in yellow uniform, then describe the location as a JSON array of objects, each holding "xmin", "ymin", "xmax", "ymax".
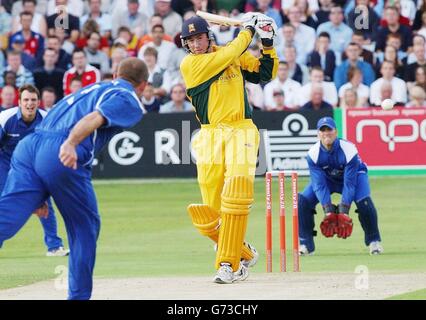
[{"xmin": 180, "ymin": 13, "xmax": 278, "ymax": 283}]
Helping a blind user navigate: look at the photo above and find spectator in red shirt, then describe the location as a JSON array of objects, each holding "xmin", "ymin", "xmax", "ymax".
[
  {"xmin": 0, "ymin": 85, "xmax": 17, "ymax": 111},
  {"xmin": 63, "ymin": 48, "xmax": 100, "ymax": 95},
  {"xmin": 75, "ymin": 19, "xmax": 110, "ymax": 56},
  {"xmin": 379, "ymin": 0, "xmax": 411, "ymax": 27},
  {"xmin": 0, "ymin": 72, "xmax": 19, "ymax": 106},
  {"xmin": 9, "ymin": 11, "xmax": 44, "ymax": 59}
]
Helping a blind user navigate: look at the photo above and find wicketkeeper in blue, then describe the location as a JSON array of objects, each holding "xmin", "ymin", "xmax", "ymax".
[
  {"xmin": 0, "ymin": 58, "xmax": 148, "ymax": 300},
  {"xmin": 298, "ymin": 116, "xmax": 383, "ymax": 256},
  {"xmin": 0, "ymin": 84, "xmax": 68, "ymax": 257}
]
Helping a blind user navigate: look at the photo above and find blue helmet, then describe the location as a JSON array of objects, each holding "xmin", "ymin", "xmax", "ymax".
[
  {"xmin": 181, "ymin": 16, "xmax": 210, "ymax": 39},
  {"xmin": 180, "ymin": 16, "xmax": 214, "ymax": 53}
]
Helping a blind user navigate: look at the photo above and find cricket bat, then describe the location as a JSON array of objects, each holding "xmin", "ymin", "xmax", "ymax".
[{"xmin": 196, "ymin": 11, "xmax": 242, "ymax": 27}]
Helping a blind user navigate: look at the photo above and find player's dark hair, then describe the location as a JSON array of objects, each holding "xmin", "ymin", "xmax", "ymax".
[
  {"xmin": 41, "ymin": 86, "xmax": 56, "ymax": 95},
  {"xmin": 71, "ymin": 74, "xmax": 83, "ymax": 83},
  {"xmin": 151, "ymin": 24, "xmax": 165, "ymax": 33},
  {"xmin": 318, "ymin": 32, "xmax": 330, "ymax": 39},
  {"xmin": 117, "ymin": 26, "xmax": 132, "ymax": 35},
  {"xmin": 20, "ymin": 10, "xmax": 34, "ymax": 18},
  {"xmin": 72, "ymin": 48, "xmax": 86, "ymax": 57},
  {"xmin": 143, "ymin": 47, "xmax": 158, "ymax": 59},
  {"xmin": 353, "ymin": 30, "xmax": 365, "ymax": 38},
  {"xmin": 19, "ymin": 84, "xmax": 40, "ymax": 100},
  {"xmin": 310, "ymin": 66, "xmax": 324, "ymax": 74}
]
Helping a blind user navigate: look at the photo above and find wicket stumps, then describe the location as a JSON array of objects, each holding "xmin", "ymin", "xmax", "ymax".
[{"xmin": 265, "ymin": 171, "xmax": 300, "ymax": 272}]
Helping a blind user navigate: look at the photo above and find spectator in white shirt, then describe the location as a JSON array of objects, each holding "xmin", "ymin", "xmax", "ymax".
[
  {"xmin": 110, "ymin": 46, "xmax": 129, "ymax": 74},
  {"xmin": 406, "ymin": 34, "xmax": 426, "ymax": 65},
  {"xmin": 287, "ymin": 6, "xmax": 316, "ymax": 58},
  {"xmin": 137, "ymin": 24, "xmax": 176, "ymax": 71},
  {"xmin": 12, "ymin": 0, "xmax": 47, "ymax": 37},
  {"xmin": 210, "ymin": 9, "xmax": 238, "ymax": 46},
  {"xmin": 142, "ymin": 46, "xmax": 168, "ymax": 101},
  {"xmin": 276, "ymin": 23, "xmax": 309, "ymax": 65},
  {"xmin": 83, "ymin": 31, "xmax": 110, "ymax": 74},
  {"xmin": 341, "ymin": 87, "xmax": 366, "ymax": 108},
  {"xmin": 47, "ymin": 0, "xmax": 84, "ymax": 17},
  {"xmin": 369, "ymin": 60, "xmax": 407, "ymax": 106},
  {"xmin": 283, "ymin": 45, "xmax": 309, "ymax": 84},
  {"xmin": 317, "ymin": 5, "xmax": 353, "ymax": 65},
  {"xmin": 406, "ymin": 85, "xmax": 426, "ymax": 108},
  {"xmin": 159, "ymin": 83, "xmax": 193, "ymax": 113},
  {"xmin": 154, "ymin": 0, "xmax": 182, "ymax": 38},
  {"xmin": 264, "ymin": 61, "xmax": 301, "ymax": 110},
  {"xmin": 80, "ymin": 0, "xmax": 112, "ymax": 39},
  {"xmin": 338, "ymin": 66, "xmax": 369, "ymax": 107},
  {"xmin": 282, "ymin": 0, "xmax": 319, "ymax": 14},
  {"xmin": 299, "ymin": 66, "xmax": 338, "ymax": 106},
  {"xmin": 112, "ymin": 0, "xmax": 149, "ymax": 38}
]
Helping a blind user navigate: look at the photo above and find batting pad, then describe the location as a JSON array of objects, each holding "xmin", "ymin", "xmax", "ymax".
[
  {"xmin": 187, "ymin": 204, "xmax": 255, "ymax": 262},
  {"xmin": 216, "ymin": 176, "xmax": 254, "ymax": 271},
  {"xmin": 187, "ymin": 204, "xmax": 220, "ymax": 241}
]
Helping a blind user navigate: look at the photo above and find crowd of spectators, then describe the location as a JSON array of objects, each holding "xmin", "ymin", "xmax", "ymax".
[{"xmin": 1, "ymin": 0, "xmax": 426, "ymax": 113}]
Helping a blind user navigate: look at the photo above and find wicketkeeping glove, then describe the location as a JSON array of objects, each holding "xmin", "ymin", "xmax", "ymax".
[
  {"xmin": 320, "ymin": 213, "xmax": 338, "ymax": 238},
  {"xmin": 254, "ymin": 13, "xmax": 277, "ymax": 47},
  {"xmin": 336, "ymin": 213, "xmax": 353, "ymax": 239}
]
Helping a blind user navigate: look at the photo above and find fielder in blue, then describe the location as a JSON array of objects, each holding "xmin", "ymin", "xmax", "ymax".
[
  {"xmin": 298, "ymin": 117, "xmax": 383, "ymax": 256},
  {"xmin": 0, "ymin": 85, "xmax": 68, "ymax": 257},
  {"xmin": 0, "ymin": 58, "xmax": 148, "ymax": 300}
]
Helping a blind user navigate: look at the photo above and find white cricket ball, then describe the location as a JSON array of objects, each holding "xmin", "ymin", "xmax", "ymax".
[{"xmin": 381, "ymin": 99, "xmax": 394, "ymax": 110}]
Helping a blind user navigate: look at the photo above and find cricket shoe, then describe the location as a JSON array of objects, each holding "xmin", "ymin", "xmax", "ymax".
[
  {"xmin": 369, "ymin": 241, "xmax": 384, "ymax": 255},
  {"xmin": 241, "ymin": 242, "xmax": 259, "ymax": 268},
  {"xmin": 46, "ymin": 246, "xmax": 70, "ymax": 257},
  {"xmin": 213, "ymin": 263, "xmax": 236, "ymax": 284},
  {"xmin": 234, "ymin": 262, "xmax": 249, "ymax": 282},
  {"xmin": 298, "ymin": 244, "xmax": 314, "ymax": 256},
  {"xmin": 213, "ymin": 242, "xmax": 259, "ymax": 269}
]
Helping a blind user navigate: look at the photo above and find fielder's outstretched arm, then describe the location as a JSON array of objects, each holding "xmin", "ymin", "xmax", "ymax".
[{"xmin": 59, "ymin": 111, "xmax": 106, "ymax": 169}]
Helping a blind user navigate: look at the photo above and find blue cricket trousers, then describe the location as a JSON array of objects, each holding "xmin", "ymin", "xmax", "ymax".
[
  {"xmin": 0, "ymin": 132, "xmax": 100, "ymax": 300},
  {"xmin": 0, "ymin": 162, "xmax": 63, "ymax": 251},
  {"xmin": 298, "ymin": 172, "xmax": 381, "ymax": 251}
]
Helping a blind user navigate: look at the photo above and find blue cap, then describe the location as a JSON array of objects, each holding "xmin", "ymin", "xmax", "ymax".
[
  {"xmin": 12, "ymin": 35, "xmax": 25, "ymax": 44},
  {"xmin": 317, "ymin": 117, "xmax": 336, "ymax": 130}
]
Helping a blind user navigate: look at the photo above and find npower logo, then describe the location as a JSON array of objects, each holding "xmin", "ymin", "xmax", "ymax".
[{"xmin": 356, "ymin": 119, "xmax": 426, "ymax": 151}]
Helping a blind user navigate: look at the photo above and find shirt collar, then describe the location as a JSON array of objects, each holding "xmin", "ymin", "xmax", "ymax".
[
  {"xmin": 320, "ymin": 138, "xmax": 339, "ymax": 152},
  {"xmin": 16, "ymin": 107, "xmax": 23, "ymax": 120},
  {"xmin": 114, "ymin": 78, "xmax": 135, "ymax": 91},
  {"xmin": 16, "ymin": 108, "xmax": 42, "ymax": 123}
]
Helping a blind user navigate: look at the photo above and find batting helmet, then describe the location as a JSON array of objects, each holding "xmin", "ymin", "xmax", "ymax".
[{"xmin": 180, "ymin": 16, "xmax": 214, "ymax": 53}]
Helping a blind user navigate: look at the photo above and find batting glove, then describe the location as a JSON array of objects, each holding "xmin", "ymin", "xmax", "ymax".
[
  {"xmin": 254, "ymin": 13, "xmax": 277, "ymax": 47},
  {"xmin": 241, "ymin": 12, "xmax": 258, "ymax": 36}
]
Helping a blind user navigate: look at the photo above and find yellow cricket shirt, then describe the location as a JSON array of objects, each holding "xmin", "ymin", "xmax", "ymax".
[{"xmin": 180, "ymin": 29, "xmax": 278, "ymax": 125}]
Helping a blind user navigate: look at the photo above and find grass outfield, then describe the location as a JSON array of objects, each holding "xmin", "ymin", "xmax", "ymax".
[
  {"xmin": 0, "ymin": 176, "xmax": 425, "ymax": 293},
  {"xmin": 387, "ymin": 288, "xmax": 426, "ymax": 300}
]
